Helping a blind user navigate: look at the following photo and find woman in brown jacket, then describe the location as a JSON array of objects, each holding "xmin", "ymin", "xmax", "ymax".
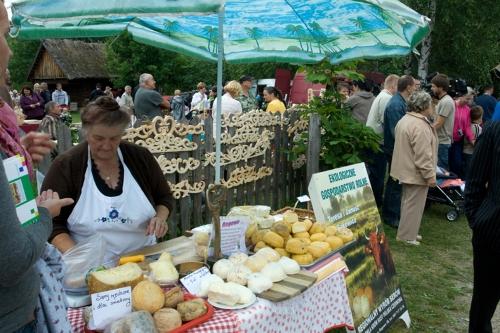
[{"xmin": 391, "ymin": 91, "xmax": 438, "ymax": 245}]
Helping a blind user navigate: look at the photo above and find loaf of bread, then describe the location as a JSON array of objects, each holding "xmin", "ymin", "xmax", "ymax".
[
  {"xmin": 148, "ymin": 259, "xmax": 179, "ymax": 285},
  {"xmin": 132, "ymin": 281, "xmax": 165, "ymax": 314},
  {"xmin": 164, "ymin": 286, "xmax": 185, "ymax": 308},
  {"xmin": 154, "ymin": 308, "xmax": 182, "ymax": 333},
  {"xmin": 87, "ymin": 262, "xmax": 144, "ymax": 295},
  {"xmin": 176, "ymin": 298, "xmax": 207, "ymax": 321}
]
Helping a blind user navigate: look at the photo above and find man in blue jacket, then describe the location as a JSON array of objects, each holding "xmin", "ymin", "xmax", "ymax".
[
  {"xmin": 475, "ymin": 84, "xmax": 496, "ymax": 122},
  {"xmin": 382, "ymin": 75, "xmax": 417, "ymax": 228}
]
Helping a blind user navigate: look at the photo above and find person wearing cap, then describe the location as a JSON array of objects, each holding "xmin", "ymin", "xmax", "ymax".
[
  {"xmin": 88, "ymin": 83, "xmax": 105, "ymax": 102},
  {"xmin": 236, "ymin": 75, "xmax": 258, "ymax": 113}
]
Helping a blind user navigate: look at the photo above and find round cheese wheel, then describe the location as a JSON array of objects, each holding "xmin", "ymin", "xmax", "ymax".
[
  {"xmin": 213, "ymin": 259, "xmax": 235, "ymax": 280},
  {"xmin": 324, "ymin": 225, "xmax": 338, "ymax": 237},
  {"xmin": 274, "ymin": 248, "xmax": 290, "ymax": 258},
  {"xmin": 325, "ymin": 236, "xmax": 344, "ymax": 251},
  {"xmin": 247, "ymin": 273, "xmax": 273, "ymax": 294},
  {"xmin": 207, "ymin": 282, "xmax": 240, "ymax": 306},
  {"xmin": 226, "ymin": 282, "xmax": 255, "ymax": 304},
  {"xmin": 263, "ymin": 231, "xmax": 284, "ymax": 248},
  {"xmin": 226, "ymin": 265, "xmax": 253, "ymax": 285},
  {"xmin": 336, "ymin": 227, "xmax": 354, "ymax": 244},
  {"xmin": 291, "ymin": 253, "xmax": 314, "ymax": 265},
  {"xmin": 244, "ymin": 255, "xmax": 268, "ymax": 272},
  {"xmin": 271, "ymin": 223, "xmax": 290, "ymax": 238},
  {"xmin": 309, "ymin": 222, "xmax": 326, "ymax": 235},
  {"xmin": 251, "ymin": 230, "xmax": 269, "ymax": 246},
  {"xmin": 310, "ymin": 233, "xmax": 327, "ymax": 242},
  {"xmin": 303, "ymin": 219, "xmax": 313, "ymax": 231},
  {"xmin": 307, "ymin": 243, "xmax": 325, "ymax": 259},
  {"xmin": 229, "ymin": 252, "xmax": 248, "ymax": 266},
  {"xmin": 278, "ymin": 256, "xmax": 301, "ymax": 275},
  {"xmin": 292, "ymin": 221, "xmax": 308, "ymax": 234},
  {"xmin": 285, "ymin": 238, "xmax": 308, "ymax": 254},
  {"xmin": 260, "ymin": 262, "xmax": 287, "ymax": 282},
  {"xmin": 256, "ymin": 247, "xmax": 281, "ymax": 262},
  {"xmin": 253, "ymin": 241, "xmax": 271, "ymax": 253},
  {"xmin": 293, "ymin": 231, "xmax": 310, "ymax": 239},
  {"xmin": 196, "ymin": 274, "xmax": 224, "ymax": 297}
]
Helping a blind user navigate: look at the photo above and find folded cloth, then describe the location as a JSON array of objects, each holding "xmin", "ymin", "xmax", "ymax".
[{"xmin": 35, "ymin": 243, "xmax": 74, "ymax": 333}]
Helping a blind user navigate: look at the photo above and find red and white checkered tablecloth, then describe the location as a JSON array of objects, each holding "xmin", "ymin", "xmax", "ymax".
[{"xmin": 67, "ymin": 271, "xmax": 353, "ymax": 333}]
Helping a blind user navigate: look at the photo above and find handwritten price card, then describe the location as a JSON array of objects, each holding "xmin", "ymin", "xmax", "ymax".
[
  {"xmin": 180, "ymin": 266, "xmax": 211, "ymax": 295},
  {"xmin": 90, "ymin": 286, "xmax": 132, "ymax": 329}
]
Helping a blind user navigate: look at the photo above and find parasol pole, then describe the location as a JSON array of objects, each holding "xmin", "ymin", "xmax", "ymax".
[{"xmin": 215, "ymin": 7, "xmax": 224, "ymax": 184}]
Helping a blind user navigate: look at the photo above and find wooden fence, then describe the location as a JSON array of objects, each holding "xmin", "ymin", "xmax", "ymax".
[{"xmin": 37, "ymin": 110, "xmax": 321, "ymax": 240}]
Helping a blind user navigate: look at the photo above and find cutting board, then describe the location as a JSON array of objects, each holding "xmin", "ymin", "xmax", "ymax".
[
  {"xmin": 120, "ymin": 236, "xmax": 203, "ymax": 270},
  {"xmin": 257, "ymin": 270, "xmax": 318, "ymax": 302}
]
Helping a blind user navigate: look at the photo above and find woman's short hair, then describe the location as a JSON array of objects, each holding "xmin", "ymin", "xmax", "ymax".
[
  {"xmin": 174, "ymin": 89, "xmax": 181, "ymax": 96},
  {"xmin": 197, "ymin": 82, "xmax": 206, "ymax": 90},
  {"xmin": 406, "ymin": 91, "xmax": 432, "ymax": 113},
  {"xmin": 224, "ymin": 81, "xmax": 242, "ymax": 98},
  {"xmin": 81, "ymin": 97, "xmax": 130, "ymax": 132},
  {"xmin": 22, "ymin": 85, "xmax": 33, "ymax": 94}
]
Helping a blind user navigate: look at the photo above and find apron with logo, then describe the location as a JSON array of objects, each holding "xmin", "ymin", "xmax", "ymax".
[{"xmin": 67, "ymin": 146, "xmax": 156, "ymax": 262}]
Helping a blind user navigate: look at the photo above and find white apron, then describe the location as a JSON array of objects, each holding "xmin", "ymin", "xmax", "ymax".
[{"xmin": 67, "ymin": 147, "xmax": 156, "ymax": 262}]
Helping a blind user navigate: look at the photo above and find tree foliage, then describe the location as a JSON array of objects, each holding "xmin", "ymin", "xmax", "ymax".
[{"xmin": 6, "ymin": 36, "xmax": 40, "ymax": 89}]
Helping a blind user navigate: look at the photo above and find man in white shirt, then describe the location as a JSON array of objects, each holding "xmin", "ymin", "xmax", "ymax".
[
  {"xmin": 51, "ymin": 83, "xmax": 68, "ymax": 107},
  {"xmin": 365, "ymin": 74, "xmax": 399, "ymax": 206}
]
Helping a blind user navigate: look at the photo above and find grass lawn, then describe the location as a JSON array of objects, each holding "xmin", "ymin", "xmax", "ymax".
[{"xmin": 330, "ymin": 203, "xmax": 476, "ymax": 333}]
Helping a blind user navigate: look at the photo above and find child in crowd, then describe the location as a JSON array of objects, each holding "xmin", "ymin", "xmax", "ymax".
[{"xmin": 462, "ymin": 105, "xmax": 483, "ymax": 181}]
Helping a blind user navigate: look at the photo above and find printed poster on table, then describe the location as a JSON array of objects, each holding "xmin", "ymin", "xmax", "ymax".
[
  {"xmin": 207, "ymin": 217, "xmax": 250, "ymax": 257},
  {"xmin": 309, "ymin": 163, "xmax": 410, "ymax": 333}
]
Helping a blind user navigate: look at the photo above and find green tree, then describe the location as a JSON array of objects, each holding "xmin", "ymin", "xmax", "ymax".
[
  {"xmin": 6, "ymin": 36, "xmax": 40, "ymax": 88},
  {"xmin": 245, "ymin": 27, "xmax": 263, "ymax": 50},
  {"xmin": 285, "ymin": 24, "xmax": 305, "ymax": 50},
  {"xmin": 309, "ymin": 21, "xmax": 325, "ymax": 53},
  {"xmin": 203, "ymin": 26, "xmax": 218, "ymax": 52}
]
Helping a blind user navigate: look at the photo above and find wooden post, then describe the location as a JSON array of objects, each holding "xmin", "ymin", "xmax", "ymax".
[
  {"xmin": 204, "ymin": 115, "xmax": 214, "ymax": 225},
  {"xmin": 206, "ymin": 184, "xmax": 228, "ymax": 259},
  {"xmin": 306, "ymin": 114, "xmax": 321, "ymax": 187}
]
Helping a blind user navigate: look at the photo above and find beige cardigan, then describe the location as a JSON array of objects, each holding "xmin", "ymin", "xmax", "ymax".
[{"xmin": 391, "ymin": 111, "xmax": 438, "ymax": 185}]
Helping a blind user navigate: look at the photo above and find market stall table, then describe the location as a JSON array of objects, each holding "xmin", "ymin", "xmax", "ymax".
[
  {"xmin": 67, "ymin": 269, "xmax": 353, "ymax": 333},
  {"xmin": 19, "ymin": 123, "xmax": 40, "ymax": 134}
]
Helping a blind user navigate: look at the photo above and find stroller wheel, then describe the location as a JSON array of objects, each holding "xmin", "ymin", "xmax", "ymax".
[{"xmin": 446, "ymin": 210, "xmax": 459, "ymax": 221}]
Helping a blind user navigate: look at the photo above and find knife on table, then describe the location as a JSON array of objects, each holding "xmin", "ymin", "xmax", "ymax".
[{"xmin": 118, "ymin": 250, "xmax": 181, "ymax": 265}]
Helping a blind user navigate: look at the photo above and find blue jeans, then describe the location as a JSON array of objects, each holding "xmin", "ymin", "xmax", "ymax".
[
  {"xmin": 382, "ymin": 154, "xmax": 401, "ymax": 226},
  {"xmin": 365, "ymin": 146, "xmax": 387, "ymax": 207},
  {"xmin": 438, "ymin": 144, "xmax": 451, "ymax": 171},
  {"xmin": 12, "ymin": 318, "xmax": 37, "ymax": 333}
]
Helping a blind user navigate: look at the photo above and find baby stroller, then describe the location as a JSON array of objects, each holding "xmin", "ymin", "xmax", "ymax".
[{"xmin": 425, "ymin": 171, "xmax": 465, "ymax": 221}]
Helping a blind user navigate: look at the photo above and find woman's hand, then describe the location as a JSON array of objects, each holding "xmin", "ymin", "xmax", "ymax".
[
  {"xmin": 36, "ymin": 189, "xmax": 74, "ymax": 218},
  {"xmin": 20, "ymin": 132, "xmax": 56, "ymax": 164},
  {"xmin": 30, "ymin": 104, "xmax": 35, "ymax": 108},
  {"xmin": 146, "ymin": 217, "xmax": 168, "ymax": 238}
]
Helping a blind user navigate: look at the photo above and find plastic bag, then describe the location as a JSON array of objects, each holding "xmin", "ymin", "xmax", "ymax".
[
  {"xmin": 103, "ymin": 311, "xmax": 158, "ymax": 333},
  {"xmin": 62, "ymin": 234, "xmax": 106, "ymax": 291}
]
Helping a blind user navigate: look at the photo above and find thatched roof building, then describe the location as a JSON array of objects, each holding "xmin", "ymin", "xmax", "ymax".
[{"xmin": 27, "ymin": 39, "xmax": 118, "ymax": 108}]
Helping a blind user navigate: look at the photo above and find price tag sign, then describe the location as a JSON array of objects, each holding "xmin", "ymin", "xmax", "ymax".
[
  {"xmin": 180, "ymin": 266, "xmax": 211, "ymax": 295},
  {"xmin": 297, "ymin": 195, "xmax": 311, "ymax": 203},
  {"xmin": 90, "ymin": 286, "xmax": 132, "ymax": 330}
]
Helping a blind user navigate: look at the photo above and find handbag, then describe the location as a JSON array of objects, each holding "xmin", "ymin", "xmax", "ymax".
[{"xmin": 191, "ymin": 94, "xmax": 205, "ymax": 113}]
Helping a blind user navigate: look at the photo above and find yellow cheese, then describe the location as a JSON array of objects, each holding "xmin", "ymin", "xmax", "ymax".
[
  {"xmin": 291, "ymin": 253, "xmax": 313, "ymax": 265},
  {"xmin": 310, "ymin": 233, "xmax": 327, "ymax": 242},
  {"xmin": 158, "ymin": 252, "xmax": 172, "ymax": 261},
  {"xmin": 293, "ymin": 231, "xmax": 310, "ymax": 239}
]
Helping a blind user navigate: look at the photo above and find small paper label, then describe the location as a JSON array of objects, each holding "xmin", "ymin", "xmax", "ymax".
[
  {"xmin": 297, "ymin": 195, "xmax": 311, "ymax": 202},
  {"xmin": 91, "ymin": 287, "xmax": 132, "ymax": 329},
  {"xmin": 180, "ymin": 267, "xmax": 211, "ymax": 295}
]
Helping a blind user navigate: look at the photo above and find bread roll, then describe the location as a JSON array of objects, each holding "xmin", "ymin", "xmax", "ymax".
[
  {"xmin": 88, "ymin": 262, "xmax": 143, "ymax": 295},
  {"xmin": 292, "ymin": 222, "xmax": 308, "ymax": 234},
  {"xmin": 207, "ymin": 282, "xmax": 240, "ymax": 306},
  {"xmin": 132, "ymin": 281, "xmax": 165, "ymax": 314},
  {"xmin": 229, "ymin": 252, "xmax": 248, "ymax": 266},
  {"xmin": 154, "ymin": 308, "xmax": 182, "ymax": 333},
  {"xmin": 247, "ymin": 273, "xmax": 273, "ymax": 294},
  {"xmin": 263, "ymin": 231, "xmax": 284, "ymax": 248},
  {"xmin": 244, "ymin": 254, "xmax": 268, "ymax": 272},
  {"xmin": 176, "ymin": 298, "xmax": 207, "ymax": 321},
  {"xmin": 260, "ymin": 262, "xmax": 287, "ymax": 282},
  {"xmin": 212, "ymin": 259, "xmax": 235, "ymax": 280},
  {"xmin": 310, "ymin": 233, "xmax": 327, "ymax": 242},
  {"xmin": 164, "ymin": 286, "xmax": 185, "ymax": 308},
  {"xmin": 286, "ymin": 238, "xmax": 308, "ymax": 254},
  {"xmin": 256, "ymin": 248, "xmax": 281, "ymax": 262},
  {"xmin": 226, "ymin": 265, "xmax": 253, "ymax": 285},
  {"xmin": 196, "ymin": 274, "xmax": 224, "ymax": 298},
  {"xmin": 291, "ymin": 253, "xmax": 314, "ymax": 265},
  {"xmin": 278, "ymin": 256, "xmax": 301, "ymax": 275},
  {"xmin": 309, "ymin": 222, "xmax": 326, "ymax": 235}
]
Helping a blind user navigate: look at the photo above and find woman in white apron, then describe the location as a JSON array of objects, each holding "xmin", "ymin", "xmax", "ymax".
[{"xmin": 41, "ymin": 97, "xmax": 174, "ymax": 261}]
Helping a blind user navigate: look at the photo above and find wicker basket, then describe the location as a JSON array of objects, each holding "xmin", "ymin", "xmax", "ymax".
[{"xmin": 272, "ymin": 206, "xmax": 316, "ymax": 222}]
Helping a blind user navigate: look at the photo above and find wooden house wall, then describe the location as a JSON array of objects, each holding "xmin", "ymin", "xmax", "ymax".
[{"xmin": 32, "ymin": 50, "xmax": 66, "ymax": 80}]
